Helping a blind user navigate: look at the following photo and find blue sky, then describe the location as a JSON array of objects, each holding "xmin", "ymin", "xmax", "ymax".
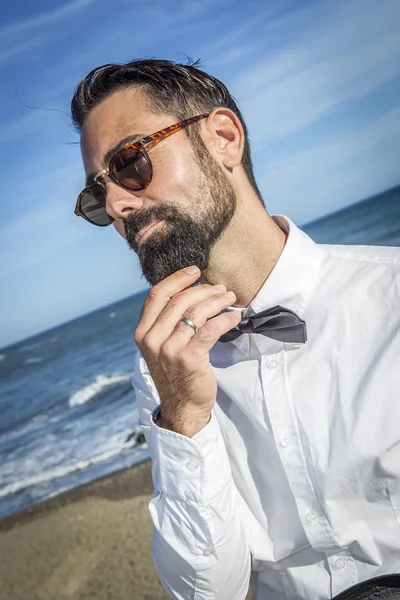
[{"xmin": 1, "ymin": 0, "xmax": 400, "ymax": 348}]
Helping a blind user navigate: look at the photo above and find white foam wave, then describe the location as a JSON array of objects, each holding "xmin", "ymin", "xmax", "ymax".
[
  {"xmin": 0, "ymin": 354, "xmax": 5, "ymax": 361},
  {"xmin": 69, "ymin": 373, "xmax": 132, "ymax": 407},
  {"xmin": 109, "ymin": 312, "xmax": 116, "ymax": 318},
  {"xmin": 0, "ymin": 441, "xmax": 144, "ymax": 500},
  {"xmin": 25, "ymin": 357, "xmax": 43, "ymax": 364},
  {"xmin": 31, "ymin": 414, "xmax": 49, "ymax": 425},
  {"xmin": 21, "ymin": 342, "xmax": 42, "ymax": 351}
]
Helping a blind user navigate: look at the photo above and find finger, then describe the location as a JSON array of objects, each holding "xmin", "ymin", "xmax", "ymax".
[
  {"xmin": 186, "ymin": 309, "xmax": 243, "ymax": 355},
  {"xmin": 135, "ymin": 266, "xmax": 202, "ymax": 342},
  {"xmin": 140, "ymin": 284, "xmax": 228, "ymax": 353},
  {"xmin": 149, "ymin": 281, "xmax": 229, "ymax": 340},
  {"xmin": 166, "ymin": 291, "xmax": 238, "ymax": 351}
]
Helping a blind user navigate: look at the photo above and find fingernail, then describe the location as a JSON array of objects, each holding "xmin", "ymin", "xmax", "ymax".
[
  {"xmin": 224, "ymin": 291, "xmax": 236, "ymax": 298},
  {"xmin": 184, "ymin": 266, "xmax": 199, "ymax": 275},
  {"xmin": 213, "ymin": 284, "xmax": 226, "ymax": 291}
]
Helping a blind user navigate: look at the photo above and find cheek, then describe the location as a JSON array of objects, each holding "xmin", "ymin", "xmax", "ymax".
[
  {"xmin": 151, "ymin": 145, "xmax": 195, "ymax": 195},
  {"xmin": 113, "ymin": 221, "xmax": 126, "ymax": 238}
]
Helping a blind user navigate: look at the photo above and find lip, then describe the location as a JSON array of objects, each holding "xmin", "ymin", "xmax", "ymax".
[{"xmin": 135, "ymin": 220, "xmax": 162, "ymax": 244}]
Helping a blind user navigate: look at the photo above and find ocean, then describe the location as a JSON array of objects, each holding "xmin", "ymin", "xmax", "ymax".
[{"xmin": 0, "ymin": 185, "xmax": 399, "ymax": 520}]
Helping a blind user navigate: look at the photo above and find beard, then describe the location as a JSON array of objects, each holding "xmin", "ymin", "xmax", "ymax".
[{"xmin": 123, "ymin": 150, "xmax": 237, "ymax": 286}]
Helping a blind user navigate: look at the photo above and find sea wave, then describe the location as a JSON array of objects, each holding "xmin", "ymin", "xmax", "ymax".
[
  {"xmin": 21, "ymin": 342, "xmax": 42, "ymax": 351},
  {"xmin": 0, "ymin": 441, "xmax": 146, "ymax": 500},
  {"xmin": 25, "ymin": 357, "xmax": 43, "ymax": 364},
  {"xmin": 68, "ymin": 373, "xmax": 132, "ymax": 407}
]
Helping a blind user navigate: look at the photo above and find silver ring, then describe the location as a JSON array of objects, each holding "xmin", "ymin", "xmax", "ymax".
[{"xmin": 180, "ymin": 317, "xmax": 199, "ymax": 334}]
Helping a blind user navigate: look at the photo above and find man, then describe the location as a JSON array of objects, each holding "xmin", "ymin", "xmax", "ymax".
[{"xmin": 72, "ymin": 59, "xmax": 400, "ymax": 600}]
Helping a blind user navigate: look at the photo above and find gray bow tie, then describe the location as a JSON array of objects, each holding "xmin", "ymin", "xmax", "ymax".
[{"xmin": 219, "ymin": 305, "xmax": 307, "ymax": 344}]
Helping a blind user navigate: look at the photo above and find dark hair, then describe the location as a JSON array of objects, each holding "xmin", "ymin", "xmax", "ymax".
[{"xmin": 71, "ymin": 58, "xmax": 263, "ymax": 200}]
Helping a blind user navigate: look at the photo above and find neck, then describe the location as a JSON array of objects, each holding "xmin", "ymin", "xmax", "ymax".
[{"xmin": 201, "ymin": 191, "xmax": 287, "ymax": 308}]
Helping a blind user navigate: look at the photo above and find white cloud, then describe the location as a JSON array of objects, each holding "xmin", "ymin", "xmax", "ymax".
[
  {"xmin": 259, "ymin": 106, "xmax": 400, "ymax": 223},
  {"xmin": 27, "ymin": 0, "xmax": 242, "ymax": 103},
  {"xmin": 0, "ymin": 36, "xmax": 48, "ymax": 64},
  {"xmin": 0, "ymin": 105, "xmax": 73, "ymax": 150},
  {"xmin": 0, "ymin": 0, "xmax": 102, "ymax": 67},
  {"xmin": 0, "ymin": 0, "xmax": 99, "ymax": 37},
  {"xmin": 228, "ymin": 0, "xmax": 400, "ymax": 146},
  {"xmin": 0, "ymin": 161, "xmax": 88, "ymax": 277},
  {"xmin": 0, "ymin": 162, "xmax": 83, "ymax": 211},
  {"xmin": 0, "ymin": 203, "xmax": 85, "ymax": 278},
  {"xmin": 0, "ymin": 111, "xmax": 44, "ymax": 144},
  {"xmin": 211, "ymin": 42, "xmax": 262, "ymax": 68}
]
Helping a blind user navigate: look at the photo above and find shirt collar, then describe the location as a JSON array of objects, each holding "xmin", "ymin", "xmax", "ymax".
[
  {"xmin": 243, "ymin": 215, "xmax": 323, "ymax": 318},
  {"xmin": 223, "ymin": 215, "xmax": 323, "ymax": 353}
]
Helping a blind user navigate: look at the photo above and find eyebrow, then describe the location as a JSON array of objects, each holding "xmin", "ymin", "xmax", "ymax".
[{"xmin": 85, "ymin": 133, "xmax": 145, "ymax": 186}]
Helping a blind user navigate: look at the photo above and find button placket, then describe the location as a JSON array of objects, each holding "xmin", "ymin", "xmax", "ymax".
[
  {"xmin": 267, "ymin": 358, "xmax": 279, "ymax": 370},
  {"xmin": 306, "ymin": 511, "xmax": 319, "ymax": 524},
  {"xmin": 261, "ymin": 351, "xmax": 341, "ymax": 554},
  {"xmin": 185, "ymin": 458, "xmax": 200, "ymax": 471},
  {"xmin": 333, "ymin": 557, "xmax": 346, "ymax": 571},
  {"xmin": 328, "ymin": 552, "xmax": 357, "ymax": 597},
  {"xmin": 280, "ymin": 434, "xmax": 293, "ymax": 448}
]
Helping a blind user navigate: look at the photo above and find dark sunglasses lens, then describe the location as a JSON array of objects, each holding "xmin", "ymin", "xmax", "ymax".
[
  {"xmin": 80, "ymin": 185, "xmax": 112, "ymax": 226},
  {"xmin": 111, "ymin": 148, "xmax": 152, "ymax": 190}
]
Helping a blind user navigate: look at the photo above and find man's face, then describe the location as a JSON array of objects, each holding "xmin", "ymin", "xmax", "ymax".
[{"xmin": 80, "ymin": 87, "xmax": 236, "ymax": 285}]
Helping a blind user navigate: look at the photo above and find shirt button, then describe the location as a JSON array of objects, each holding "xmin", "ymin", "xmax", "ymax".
[
  {"xmin": 203, "ymin": 547, "xmax": 213, "ymax": 556},
  {"xmin": 185, "ymin": 458, "xmax": 200, "ymax": 471},
  {"xmin": 280, "ymin": 434, "xmax": 293, "ymax": 448},
  {"xmin": 333, "ymin": 557, "xmax": 346, "ymax": 571},
  {"xmin": 267, "ymin": 359, "xmax": 279, "ymax": 370},
  {"xmin": 306, "ymin": 511, "xmax": 319, "ymax": 523}
]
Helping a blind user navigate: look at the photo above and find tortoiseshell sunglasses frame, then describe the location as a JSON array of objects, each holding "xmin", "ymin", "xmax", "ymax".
[{"xmin": 75, "ymin": 113, "xmax": 209, "ymax": 226}]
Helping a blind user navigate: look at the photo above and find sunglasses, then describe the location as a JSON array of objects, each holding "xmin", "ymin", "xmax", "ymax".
[{"xmin": 75, "ymin": 114, "xmax": 209, "ymax": 227}]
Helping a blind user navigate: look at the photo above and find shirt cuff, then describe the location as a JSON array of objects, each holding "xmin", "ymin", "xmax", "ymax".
[{"xmin": 149, "ymin": 405, "xmax": 232, "ymax": 504}]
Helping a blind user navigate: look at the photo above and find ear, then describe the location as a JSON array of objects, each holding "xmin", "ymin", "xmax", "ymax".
[{"xmin": 204, "ymin": 108, "xmax": 244, "ymax": 169}]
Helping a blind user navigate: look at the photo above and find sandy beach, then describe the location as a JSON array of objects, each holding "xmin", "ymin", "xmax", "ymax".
[{"xmin": 0, "ymin": 459, "xmax": 253, "ymax": 600}]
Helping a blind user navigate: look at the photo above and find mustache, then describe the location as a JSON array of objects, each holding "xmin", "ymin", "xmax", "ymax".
[{"xmin": 123, "ymin": 204, "xmax": 180, "ymax": 238}]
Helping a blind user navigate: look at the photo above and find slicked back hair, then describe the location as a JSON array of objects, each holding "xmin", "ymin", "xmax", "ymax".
[{"xmin": 71, "ymin": 58, "xmax": 264, "ymax": 202}]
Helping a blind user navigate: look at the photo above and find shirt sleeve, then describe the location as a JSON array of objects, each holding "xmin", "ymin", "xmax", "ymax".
[{"xmin": 132, "ymin": 351, "xmax": 251, "ymax": 600}]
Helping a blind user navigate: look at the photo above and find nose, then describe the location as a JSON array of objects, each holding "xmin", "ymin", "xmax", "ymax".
[{"xmin": 105, "ymin": 180, "xmax": 144, "ymax": 221}]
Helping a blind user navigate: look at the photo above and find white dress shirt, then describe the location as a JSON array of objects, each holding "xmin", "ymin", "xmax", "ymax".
[{"xmin": 132, "ymin": 215, "xmax": 400, "ymax": 600}]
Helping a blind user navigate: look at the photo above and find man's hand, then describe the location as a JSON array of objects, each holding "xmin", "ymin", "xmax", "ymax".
[{"xmin": 134, "ymin": 266, "xmax": 242, "ymax": 438}]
